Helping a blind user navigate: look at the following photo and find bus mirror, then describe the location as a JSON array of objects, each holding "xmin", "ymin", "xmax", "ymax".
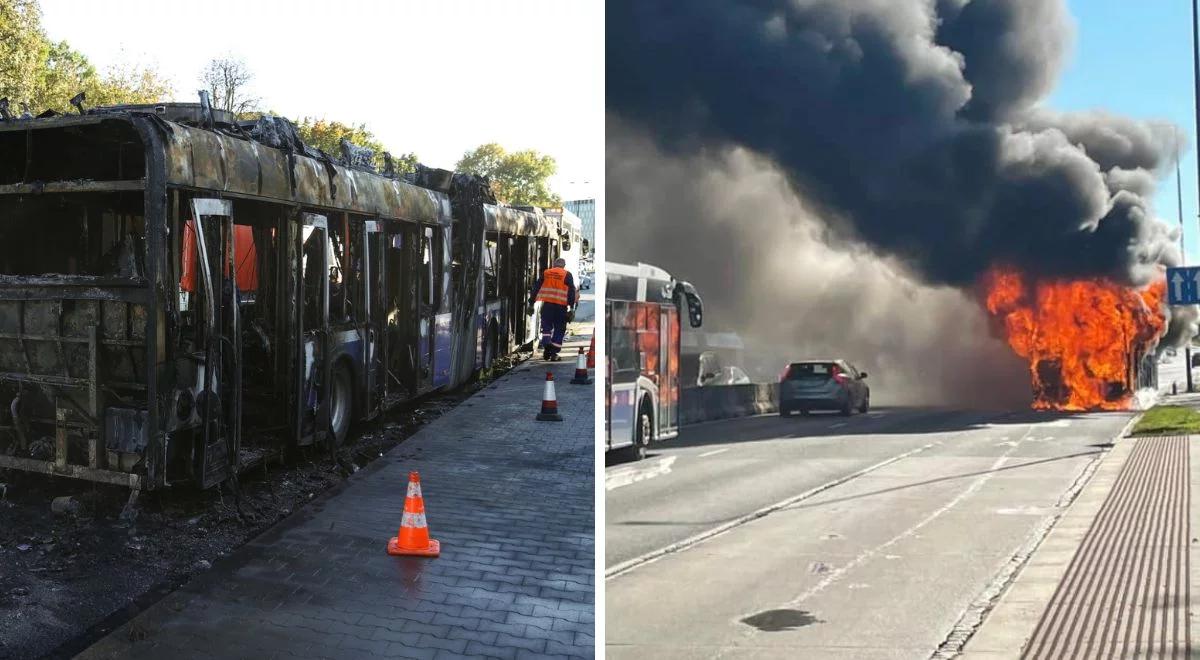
[{"xmin": 678, "ymin": 281, "xmax": 704, "ymax": 328}]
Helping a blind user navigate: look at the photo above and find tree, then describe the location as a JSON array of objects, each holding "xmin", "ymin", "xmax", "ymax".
[
  {"xmin": 0, "ymin": 0, "xmax": 172, "ymax": 114},
  {"xmin": 294, "ymin": 117, "xmax": 418, "ymax": 174},
  {"xmin": 0, "ymin": 0, "xmax": 44, "ymax": 110},
  {"xmin": 199, "ymin": 56, "xmax": 258, "ymax": 116},
  {"xmin": 455, "ymin": 143, "xmax": 561, "ymax": 207}
]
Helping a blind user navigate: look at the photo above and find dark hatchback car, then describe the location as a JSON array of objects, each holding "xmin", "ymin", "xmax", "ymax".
[{"xmin": 779, "ymin": 360, "xmax": 870, "ymax": 416}]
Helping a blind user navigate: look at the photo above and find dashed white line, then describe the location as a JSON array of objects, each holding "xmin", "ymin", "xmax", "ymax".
[
  {"xmin": 698, "ymin": 448, "xmax": 730, "ymax": 458},
  {"xmin": 830, "ymin": 422, "xmax": 848, "ymax": 429}
]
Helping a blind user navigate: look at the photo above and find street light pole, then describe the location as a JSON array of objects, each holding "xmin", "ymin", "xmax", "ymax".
[
  {"xmin": 1178, "ymin": 127, "xmax": 1193, "ymax": 392},
  {"xmin": 1188, "ymin": 0, "xmax": 1200, "ymax": 391}
]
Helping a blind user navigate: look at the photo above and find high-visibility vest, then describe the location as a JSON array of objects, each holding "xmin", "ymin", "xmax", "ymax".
[{"xmin": 535, "ymin": 267, "xmax": 570, "ymax": 306}]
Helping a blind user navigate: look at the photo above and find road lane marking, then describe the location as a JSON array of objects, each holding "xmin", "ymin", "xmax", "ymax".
[
  {"xmin": 605, "ymin": 456, "xmax": 677, "ymax": 491},
  {"xmin": 776, "ymin": 425, "xmax": 1038, "ymax": 609},
  {"xmin": 931, "ymin": 426, "xmax": 1116, "ymax": 659},
  {"xmin": 605, "ymin": 441, "xmax": 940, "ymax": 580},
  {"xmin": 830, "ymin": 422, "xmax": 848, "ymax": 429},
  {"xmin": 698, "ymin": 448, "xmax": 730, "ymax": 458}
]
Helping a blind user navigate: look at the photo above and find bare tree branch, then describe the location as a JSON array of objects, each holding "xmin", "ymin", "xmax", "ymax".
[{"xmin": 199, "ymin": 56, "xmax": 259, "ymax": 115}]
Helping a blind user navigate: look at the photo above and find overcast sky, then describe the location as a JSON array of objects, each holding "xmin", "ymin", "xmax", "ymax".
[{"xmin": 39, "ymin": 0, "xmax": 602, "ymax": 201}]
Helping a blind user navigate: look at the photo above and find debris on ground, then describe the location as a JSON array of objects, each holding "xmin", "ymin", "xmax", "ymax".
[{"xmin": 0, "ymin": 355, "xmax": 525, "ymax": 659}]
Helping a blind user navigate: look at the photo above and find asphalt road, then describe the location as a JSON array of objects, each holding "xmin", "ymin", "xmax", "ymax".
[{"xmin": 605, "ymin": 406, "xmax": 1134, "ymax": 659}]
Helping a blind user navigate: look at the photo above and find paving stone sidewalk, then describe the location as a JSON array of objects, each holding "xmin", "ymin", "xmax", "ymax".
[{"xmin": 78, "ymin": 336, "xmax": 595, "ymax": 660}]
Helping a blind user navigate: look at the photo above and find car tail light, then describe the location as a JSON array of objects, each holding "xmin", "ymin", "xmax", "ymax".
[{"xmin": 832, "ymin": 365, "xmax": 849, "ymax": 386}]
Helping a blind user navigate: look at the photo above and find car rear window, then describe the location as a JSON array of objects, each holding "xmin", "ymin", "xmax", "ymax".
[{"xmin": 787, "ymin": 363, "xmax": 834, "ymax": 379}]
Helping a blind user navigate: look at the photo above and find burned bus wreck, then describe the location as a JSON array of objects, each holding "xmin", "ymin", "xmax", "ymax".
[{"xmin": 0, "ymin": 103, "xmax": 572, "ymax": 503}]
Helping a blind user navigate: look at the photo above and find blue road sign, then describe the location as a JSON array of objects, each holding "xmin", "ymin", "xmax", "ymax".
[{"xmin": 1167, "ymin": 266, "xmax": 1200, "ymax": 305}]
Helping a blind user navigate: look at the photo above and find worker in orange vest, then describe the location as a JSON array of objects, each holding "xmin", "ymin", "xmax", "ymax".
[{"xmin": 530, "ymin": 258, "xmax": 577, "ymax": 361}]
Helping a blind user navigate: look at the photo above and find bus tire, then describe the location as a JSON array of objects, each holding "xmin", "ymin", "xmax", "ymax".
[
  {"xmin": 622, "ymin": 400, "xmax": 652, "ymax": 461},
  {"xmin": 330, "ymin": 361, "xmax": 354, "ymax": 447}
]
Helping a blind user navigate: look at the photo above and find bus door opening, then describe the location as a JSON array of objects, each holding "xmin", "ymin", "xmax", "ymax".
[
  {"xmin": 362, "ymin": 221, "xmax": 385, "ymax": 417},
  {"xmin": 296, "ymin": 213, "xmax": 331, "ymax": 447},
  {"xmin": 660, "ymin": 305, "xmax": 681, "ymax": 435},
  {"xmin": 186, "ymin": 198, "xmax": 242, "ymax": 488},
  {"xmin": 417, "ymin": 226, "xmax": 436, "ymax": 390}
]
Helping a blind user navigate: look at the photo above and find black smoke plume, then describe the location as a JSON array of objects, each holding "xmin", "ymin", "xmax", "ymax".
[
  {"xmin": 608, "ymin": 120, "xmax": 1034, "ymax": 406},
  {"xmin": 608, "ymin": 0, "xmax": 1182, "ymax": 288}
]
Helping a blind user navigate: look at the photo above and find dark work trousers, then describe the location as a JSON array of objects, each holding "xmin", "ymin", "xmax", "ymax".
[{"xmin": 539, "ymin": 303, "xmax": 569, "ymax": 357}]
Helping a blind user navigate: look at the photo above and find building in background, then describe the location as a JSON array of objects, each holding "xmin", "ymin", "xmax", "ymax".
[{"xmin": 564, "ymin": 199, "xmax": 595, "ymax": 255}]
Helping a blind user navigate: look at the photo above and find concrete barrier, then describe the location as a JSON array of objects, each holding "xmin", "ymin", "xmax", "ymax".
[{"xmin": 679, "ymin": 384, "xmax": 778, "ymax": 425}]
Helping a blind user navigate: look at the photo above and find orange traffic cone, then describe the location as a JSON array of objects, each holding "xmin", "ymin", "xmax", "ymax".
[
  {"xmin": 587, "ymin": 336, "xmax": 595, "ymax": 369},
  {"xmin": 387, "ymin": 471, "xmax": 440, "ymax": 557},
  {"xmin": 537, "ymin": 372, "xmax": 564, "ymax": 421},
  {"xmin": 571, "ymin": 347, "xmax": 592, "ymax": 385}
]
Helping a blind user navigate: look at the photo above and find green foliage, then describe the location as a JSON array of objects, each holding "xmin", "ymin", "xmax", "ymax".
[
  {"xmin": 0, "ymin": 0, "xmax": 44, "ymax": 111},
  {"xmin": 1131, "ymin": 405, "xmax": 1200, "ymax": 436},
  {"xmin": 293, "ymin": 117, "xmax": 417, "ymax": 174},
  {"xmin": 456, "ymin": 142, "xmax": 561, "ymax": 207},
  {"xmin": 0, "ymin": 0, "xmax": 172, "ymax": 114}
]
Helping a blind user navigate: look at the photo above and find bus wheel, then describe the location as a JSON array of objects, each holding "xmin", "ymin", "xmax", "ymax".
[
  {"xmin": 330, "ymin": 363, "xmax": 353, "ymax": 446},
  {"xmin": 623, "ymin": 403, "xmax": 651, "ymax": 461}
]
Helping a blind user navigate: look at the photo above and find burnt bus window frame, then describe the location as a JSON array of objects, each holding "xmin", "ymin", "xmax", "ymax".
[{"xmin": 0, "ymin": 111, "xmax": 561, "ymax": 498}]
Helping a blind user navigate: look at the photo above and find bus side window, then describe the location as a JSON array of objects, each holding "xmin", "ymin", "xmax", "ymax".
[
  {"xmin": 483, "ymin": 239, "xmax": 498, "ymax": 298},
  {"xmin": 439, "ymin": 226, "xmax": 452, "ymax": 311},
  {"xmin": 422, "ymin": 227, "xmax": 434, "ymax": 309}
]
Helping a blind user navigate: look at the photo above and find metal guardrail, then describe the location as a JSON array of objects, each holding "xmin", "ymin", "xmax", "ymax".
[{"xmin": 679, "ymin": 383, "xmax": 778, "ymax": 425}]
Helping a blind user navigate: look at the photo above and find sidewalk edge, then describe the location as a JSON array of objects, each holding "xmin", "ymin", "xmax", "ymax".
[{"xmin": 953, "ymin": 412, "xmax": 1142, "ymax": 659}]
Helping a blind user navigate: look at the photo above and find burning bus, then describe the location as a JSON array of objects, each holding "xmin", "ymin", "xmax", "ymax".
[
  {"xmin": 606, "ymin": 262, "xmax": 703, "ymax": 460},
  {"xmin": 0, "ymin": 101, "xmax": 573, "ymax": 508},
  {"xmin": 983, "ymin": 266, "xmax": 1166, "ymax": 411}
]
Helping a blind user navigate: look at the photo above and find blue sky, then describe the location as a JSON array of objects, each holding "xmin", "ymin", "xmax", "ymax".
[{"xmin": 1052, "ymin": 0, "xmax": 1198, "ymax": 262}]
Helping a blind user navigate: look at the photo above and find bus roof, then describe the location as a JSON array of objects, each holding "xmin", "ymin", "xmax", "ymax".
[
  {"xmin": 606, "ymin": 261, "xmax": 673, "ymax": 281},
  {"xmin": 0, "ymin": 107, "xmax": 571, "ymax": 236}
]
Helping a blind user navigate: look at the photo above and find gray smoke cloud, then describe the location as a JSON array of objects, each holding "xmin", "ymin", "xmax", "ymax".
[
  {"xmin": 607, "ymin": 0, "xmax": 1198, "ymax": 381},
  {"xmin": 607, "ymin": 0, "xmax": 1183, "ymax": 288},
  {"xmin": 609, "ymin": 120, "xmax": 1032, "ymax": 407}
]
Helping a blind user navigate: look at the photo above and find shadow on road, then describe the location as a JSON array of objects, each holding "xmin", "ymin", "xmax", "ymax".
[
  {"xmin": 647, "ymin": 406, "xmax": 1125, "ymax": 451},
  {"xmin": 612, "ymin": 449, "xmax": 1104, "ymax": 528},
  {"xmin": 605, "ymin": 450, "xmax": 669, "ymax": 468}
]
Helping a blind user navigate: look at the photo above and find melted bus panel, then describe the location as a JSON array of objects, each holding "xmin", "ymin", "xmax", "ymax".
[{"xmin": 0, "ymin": 104, "xmax": 565, "ymax": 499}]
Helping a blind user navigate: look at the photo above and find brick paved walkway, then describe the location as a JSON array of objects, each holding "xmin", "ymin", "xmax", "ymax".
[{"xmin": 78, "ymin": 335, "xmax": 595, "ymax": 660}]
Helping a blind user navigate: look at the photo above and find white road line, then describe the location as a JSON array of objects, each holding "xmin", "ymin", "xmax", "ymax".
[
  {"xmin": 605, "ymin": 441, "xmax": 940, "ymax": 580},
  {"xmin": 830, "ymin": 422, "xmax": 848, "ymax": 429},
  {"xmin": 605, "ymin": 456, "xmax": 677, "ymax": 491},
  {"xmin": 698, "ymin": 448, "xmax": 730, "ymax": 458},
  {"xmin": 778, "ymin": 424, "xmax": 1038, "ymax": 608}
]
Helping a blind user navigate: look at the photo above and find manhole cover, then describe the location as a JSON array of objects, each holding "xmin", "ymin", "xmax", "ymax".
[{"xmin": 740, "ymin": 609, "xmax": 820, "ymax": 631}]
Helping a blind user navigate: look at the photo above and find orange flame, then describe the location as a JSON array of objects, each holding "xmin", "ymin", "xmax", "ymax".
[{"xmin": 981, "ymin": 266, "xmax": 1166, "ymax": 411}]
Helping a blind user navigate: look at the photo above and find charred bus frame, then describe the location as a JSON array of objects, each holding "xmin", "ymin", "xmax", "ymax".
[
  {"xmin": 605, "ymin": 261, "xmax": 702, "ymax": 461},
  {"xmin": 0, "ymin": 104, "xmax": 564, "ymax": 503}
]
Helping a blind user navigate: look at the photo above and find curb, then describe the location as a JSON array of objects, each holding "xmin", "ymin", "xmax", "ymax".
[{"xmin": 954, "ymin": 412, "xmax": 1143, "ymax": 658}]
